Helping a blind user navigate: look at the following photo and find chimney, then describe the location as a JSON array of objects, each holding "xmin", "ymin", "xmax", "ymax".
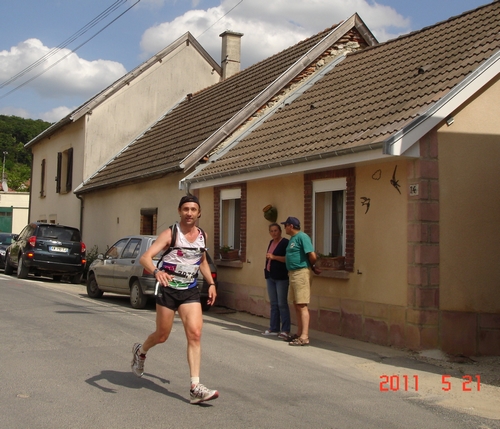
[{"xmin": 219, "ymin": 30, "xmax": 243, "ymax": 80}]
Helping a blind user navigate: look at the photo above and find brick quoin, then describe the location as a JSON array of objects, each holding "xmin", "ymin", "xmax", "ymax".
[{"xmin": 406, "ymin": 131, "xmax": 440, "ymax": 349}]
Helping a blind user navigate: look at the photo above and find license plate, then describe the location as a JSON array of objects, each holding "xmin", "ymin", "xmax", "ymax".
[{"xmin": 49, "ymin": 246, "xmax": 68, "ymax": 253}]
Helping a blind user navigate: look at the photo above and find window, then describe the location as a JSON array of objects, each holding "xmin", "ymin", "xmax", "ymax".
[
  {"xmin": 122, "ymin": 239, "xmax": 141, "ymax": 259},
  {"xmin": 56, "ymin": 148, "xmax": 74, "ymax": 194},
  {"xmin": 106, "ymin": 238, "xmax": 129, "ymax": 260},
  {"xmin": 40, "ymin": 159, "xmax": 46, "ymax": 197},
  {"xmin": 140, "ymin": 208, "xmax": 157, "ymax": 235},
  {"xmin": 313, "ymin": 178, "xmax": 346, "ymax": 257},
  {"xmin": 220, "ymin": 188, "xmax": 241, "ymax": 252}
]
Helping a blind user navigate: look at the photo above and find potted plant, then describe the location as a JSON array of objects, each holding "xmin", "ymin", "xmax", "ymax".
[
  {"xmin": 316, "ymin": 253, "xmax": 345, "ymax": 270},
  {"xmin": 219, "ymin": 245, "xmax": 239, "ymax": 260}
]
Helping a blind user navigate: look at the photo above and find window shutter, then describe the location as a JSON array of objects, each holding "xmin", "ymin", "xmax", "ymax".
[
  {"xmin": 65, "ymin": 148, "xmax": 73, "ymax": 192},
  {"xmin": 56, "ymin": 152, "xmax": 62, "ymax": 193},
  {"xmin": 40, "ymin": 159, "xmax": 46, "ymax": 197}
]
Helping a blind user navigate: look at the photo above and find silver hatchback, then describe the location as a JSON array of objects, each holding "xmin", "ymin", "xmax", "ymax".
[{"xmin": 86, "ymin": 235, "xmax": 217, "ymax": 310}]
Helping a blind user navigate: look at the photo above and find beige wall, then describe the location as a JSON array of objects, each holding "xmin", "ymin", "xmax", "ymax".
[
  {"xmin": 29, "ymin": 120, "xmax": 85, "ymax": 228},
  {"xmin": 0, "ymin": 192, "xmax": 29, "ymax": 233},
  {"xmin": 83, "ymin": 45, "xmax": 220, "ymax": 179},
  {"xmin": 204, "ymin": 162, "xmax": 408, "ymax": 310},
  {"xmin": 438, "ymin": 77, "xmax": 500, "ymax": 313},
  {"xmin": 29, "ymin": 41, "xmax": 220, "ymax": 235},
  {"xmin": 80, "ymin": 172, "xmax": 190, "ymax": 252}
]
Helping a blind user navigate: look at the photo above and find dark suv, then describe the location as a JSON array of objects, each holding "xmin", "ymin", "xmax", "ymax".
[{"xmin": 5, "ymin": 222, "xmax": 86, "ymax": 283}]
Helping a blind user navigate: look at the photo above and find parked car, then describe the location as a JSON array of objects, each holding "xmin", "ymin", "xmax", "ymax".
[
  {"xmin": 0, "ymin": 233, "xmax": 15, "ymax": 269},
  {"xmin": 86, "ymin": 235, "xmax": 218, "ymax": 310},
  {"xmin": 4, "ymin": 222, "xmax": 86, "ymax": 283}
]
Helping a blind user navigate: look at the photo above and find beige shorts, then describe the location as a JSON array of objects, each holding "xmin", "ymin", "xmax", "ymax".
[{"xmin": 288, "ymin": 267, "xmax": 311, "ymax": 304}]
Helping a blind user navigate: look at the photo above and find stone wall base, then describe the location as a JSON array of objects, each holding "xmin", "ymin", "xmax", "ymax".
[{"xmin": 217, "ymin": 282, "xmax": 500, "ymax": 356}]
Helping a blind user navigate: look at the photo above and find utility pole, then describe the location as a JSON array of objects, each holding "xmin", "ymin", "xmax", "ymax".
[{"xmin": 2, "ymin": 151, "xmax": 8, "ymax": 192}]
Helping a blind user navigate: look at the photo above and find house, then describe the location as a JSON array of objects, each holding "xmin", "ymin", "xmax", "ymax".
[
  {"xmin": 74, "ymin": 15, "xmax": 377, "ymax": 252},
  {"xmin": 179, "ymin": 2, "xmax": 500, "ymax": 356},
  {"xmin": 0, "ymin": 191, "xmax": 29, "ymax": 233},
  {"xmin": 25, "ymin": 32, "xmax": 222, "ymax": 231},
  {"xmin": 74, "ymin": 2, "xmax": 499, "ymax": 356}
]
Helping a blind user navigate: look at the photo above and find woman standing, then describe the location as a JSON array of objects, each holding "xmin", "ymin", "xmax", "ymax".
[{"xmin": 262, "ymin": 223, "xmax": 290, "ymax": 339}]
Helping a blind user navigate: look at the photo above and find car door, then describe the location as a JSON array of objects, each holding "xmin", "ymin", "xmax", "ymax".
[
  {"xmin": 93, "ymin": 238, "xmax": 129, "ymax": 290},
  {"xmin": 112, "ymin": 238, "xmax": 142, "ymax": 291},
  {"xmin": 8, "ymin": 224, "xmax": 34, "ymax": 267}
]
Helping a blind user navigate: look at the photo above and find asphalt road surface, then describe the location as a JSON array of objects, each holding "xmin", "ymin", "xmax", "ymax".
[{"xmin": 1, "ymin": 274, "xmax": 499, "ymax": 429}]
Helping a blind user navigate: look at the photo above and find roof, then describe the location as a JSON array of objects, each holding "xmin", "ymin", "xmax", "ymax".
[
  {"xmin": 25, "ymin": 32, "xmax": 221, "ymax": 149},
  {"xmin": 184, "ymin": 1, "xmax": 500, "ymax": 187},
  {"xmin": 75, "ymin": 14, "xmax": 377, "ymax": 194}
]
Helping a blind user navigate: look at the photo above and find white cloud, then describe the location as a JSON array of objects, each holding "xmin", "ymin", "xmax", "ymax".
[
  {"xmin": 39, "ymin": 106, "xmax": 75, "ymax": 123},
  {"xmin": 0, "ymin": 106, "xmax": 30, "ymax": 119},
  {"xmin": 0, "ymin": 38, "xmax": 127, "ymax": 100},
  {"xmin": 140, "ymin": 0, "xmax": 410, "ymax": 68}
]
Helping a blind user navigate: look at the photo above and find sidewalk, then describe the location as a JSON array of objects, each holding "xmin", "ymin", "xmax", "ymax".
[{"xmin": 210, "ymin": 307, "xmax": 500, "ymax": 421}]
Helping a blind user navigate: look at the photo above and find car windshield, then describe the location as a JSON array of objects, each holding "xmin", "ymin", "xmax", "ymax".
[{"xmin": 0, "ymin": 235, "xmax": 12, "ymax": 245}]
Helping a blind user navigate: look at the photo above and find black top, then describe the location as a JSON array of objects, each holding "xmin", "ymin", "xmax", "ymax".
[{"xmin": 264, "ymin": 237, "xmax": 289, "ymax": 280}]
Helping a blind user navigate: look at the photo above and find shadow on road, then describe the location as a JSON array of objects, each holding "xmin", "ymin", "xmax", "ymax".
[{"xmin": 85, "ymin": 370, "xmax": 189, "ymax": 403}]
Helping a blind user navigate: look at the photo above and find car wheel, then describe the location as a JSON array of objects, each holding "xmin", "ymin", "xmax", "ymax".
[
  {"xmin": 4, "ymin": 253, "xmax": 14, "ymax": 275},
  {"xmin": 17, "ymin": 256, "xmax": 29, "ymax": 279},
  {"xmin": 53, "ymin": 275, "xmax": 62, "ymax": 282},
  {"xmin": 70, "ymin": 273, "xmax": 82, "ymax": 284},
  {"xmin": 130, "ymin": 280, "xmax": 148, "ymax": 309},
  {"xmin": 86, "ymin": 273, "xmax": 103, "ymax": 298}
]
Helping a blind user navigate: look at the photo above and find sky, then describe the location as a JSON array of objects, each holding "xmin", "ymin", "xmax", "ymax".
[{"xmin": 0, "ymin": 0, "xmax": 491, "ymax": 122}]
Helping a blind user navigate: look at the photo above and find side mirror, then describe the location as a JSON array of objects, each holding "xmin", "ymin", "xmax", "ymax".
[{"xmin": 97, "ymin": 253, "xmax": 104, "ymax": 260}]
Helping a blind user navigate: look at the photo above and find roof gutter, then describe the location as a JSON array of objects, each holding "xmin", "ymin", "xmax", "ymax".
[
  {"xmin": 179, "ymin": 14, "xmax": 375, "ymax": 172},
  {"xmin": 181, "ymin": 142, "xmax": 386, "ymax": 190},
  {"xmin": 384, "ymin": 49, "xmax": 500, "ymax": 155}
]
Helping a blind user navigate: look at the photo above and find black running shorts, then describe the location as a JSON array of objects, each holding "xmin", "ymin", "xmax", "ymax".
[{"xmin": 155, "ymin": 285, "xmax": 201, "ymax": 311}]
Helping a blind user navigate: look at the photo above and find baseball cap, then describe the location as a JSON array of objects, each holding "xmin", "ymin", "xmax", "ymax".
[
  {"xmin": 281, "ymin": 216, "xmax": 300, "ymax": 229},
  {"xmin": 178, "ymin": 194, "xmax": 200, "ymax": 208}
]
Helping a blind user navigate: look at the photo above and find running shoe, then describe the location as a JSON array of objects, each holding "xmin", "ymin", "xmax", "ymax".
[
  {"xmin": 131, "ymin": 343, "xmax": 146, "ymax": 377},
  {"xmin": 261, "ymin": 329, "xmax": 278, "ymax": 336},
  {"xmin": 190, "ymin": 383, "xmax": 219, "ymax": 404}
]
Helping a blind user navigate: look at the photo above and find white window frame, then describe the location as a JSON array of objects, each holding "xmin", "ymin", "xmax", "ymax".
[
  {"xmin": 220, "ymin": 188, "xmax": 241, "ymax": 250},
  {"xmin": 312, "ymin": 177, "xmax": 346, "ymax": 256}
]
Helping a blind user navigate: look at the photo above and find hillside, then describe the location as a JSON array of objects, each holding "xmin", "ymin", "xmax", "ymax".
[{"xmin": 0, "ymin": 115, "xmax": 52, "ymax": 191}]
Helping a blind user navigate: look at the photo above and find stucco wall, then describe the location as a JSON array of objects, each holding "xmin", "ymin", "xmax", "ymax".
[
  {"xmin": 438, "ymin": 77, "xmax": 500, "ymax": 313},
  {"xmin": 209, "ymin": 163, "xmax": 408, "ymax": 311},
  {"xmin": 29, "ymin": 120, "xmax": 85, "ymax": 228},
  {"xmin": 83, "ymin": 45, "xmax": 220, "ymax": 180},
  {"xmin": 0, "ymin": 192, "xmax": 29, "ymax": 233},
  {"xmin": 80, "ymin": 172, "xmax": 190, "ymax": 252}
]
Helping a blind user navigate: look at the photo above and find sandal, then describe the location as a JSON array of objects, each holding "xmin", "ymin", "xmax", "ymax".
[
  {"xmin": 289, "ymin": 337, "xmax": 310, "ymax": 346},
  {"xmin": 283, "ymin": 333, "xmax": 298, "ymax": 342}
]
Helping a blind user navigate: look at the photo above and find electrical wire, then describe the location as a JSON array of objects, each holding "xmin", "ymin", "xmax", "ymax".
[{"xmin": 0, "ymin": 0, "xmax": 140, "ymax": 100}]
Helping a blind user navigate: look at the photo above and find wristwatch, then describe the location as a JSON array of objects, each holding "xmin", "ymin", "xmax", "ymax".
[{"xmin": 153, "ymin": 269, "xmax": 160, "ymax": 276}]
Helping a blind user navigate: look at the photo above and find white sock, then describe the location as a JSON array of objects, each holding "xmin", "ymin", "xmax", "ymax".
[
  {"xmin": 139, "ymin": 346, "xmax": 146, "ymax": 355},
  {"xmin": 191, "ymin": 377, "xmax": 200, "ymax": 387}
]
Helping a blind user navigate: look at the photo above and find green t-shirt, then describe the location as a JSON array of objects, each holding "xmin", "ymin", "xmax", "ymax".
[{"xmin": 285, "ymin": 231, "xmax": 314, "ymax": 271}]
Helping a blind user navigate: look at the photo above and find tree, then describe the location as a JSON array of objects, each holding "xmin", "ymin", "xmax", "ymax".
[{"xmin": 0, "ymin": 115, "xmax": 51, "ymax": 191}]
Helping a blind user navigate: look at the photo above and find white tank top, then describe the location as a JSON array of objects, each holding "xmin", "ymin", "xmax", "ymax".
[{"xmin": 160, "ymin": 224, "xmax": 205, "ymax": 289}]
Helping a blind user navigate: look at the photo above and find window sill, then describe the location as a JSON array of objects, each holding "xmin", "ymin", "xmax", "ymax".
[
  {"xmin": 215, "ymin": 259, "xmax": 244, "ymax": 268},
  {"xmin": 314, "ymin": 269, "xmax": 350, "ymax": 279}
]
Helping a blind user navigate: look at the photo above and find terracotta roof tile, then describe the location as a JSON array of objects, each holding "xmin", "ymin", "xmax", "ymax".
[
  {"xmin": 191, "ymin": 1, "xmax": 500, "ymax": 181},
  {"xmin": 77, "ymin": 23, "xmax": 366, "ymax": 193}
]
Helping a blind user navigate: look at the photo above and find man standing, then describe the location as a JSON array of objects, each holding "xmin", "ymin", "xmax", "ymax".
[
  {"xmin": 281, "ymin": 216, "xmax": 319, "ymax": 346},
  {"xmin": 131, "ymin": 195, "xmax": 219, "ymax": 404}
]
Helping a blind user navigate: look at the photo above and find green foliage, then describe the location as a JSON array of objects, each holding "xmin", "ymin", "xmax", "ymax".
[
  {"xmin": 0, "ymin": 115, "xmax": 52, "ymax": 191},
  {"xmin": 83, "ymin": 245, "xmax": 100, "ymax": 279}
]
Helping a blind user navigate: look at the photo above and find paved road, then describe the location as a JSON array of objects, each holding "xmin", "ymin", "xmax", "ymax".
[{"xmin": 1, "ymin": 274, "xmax": 499, "ymax": 429}]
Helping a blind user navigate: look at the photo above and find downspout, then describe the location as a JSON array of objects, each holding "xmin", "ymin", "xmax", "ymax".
[
  {"xmin": 28, "ymin": 151, "xmax": 34, "ymax": 222},
  {"xmin": 76, "ymin": 194, "xmax": 84, "ymax": 235}
]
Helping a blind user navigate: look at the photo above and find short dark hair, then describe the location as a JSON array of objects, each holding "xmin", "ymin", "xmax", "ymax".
[{"xmin": 178, "ymin": 194, "xmax": 200, "ymax": 209}]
